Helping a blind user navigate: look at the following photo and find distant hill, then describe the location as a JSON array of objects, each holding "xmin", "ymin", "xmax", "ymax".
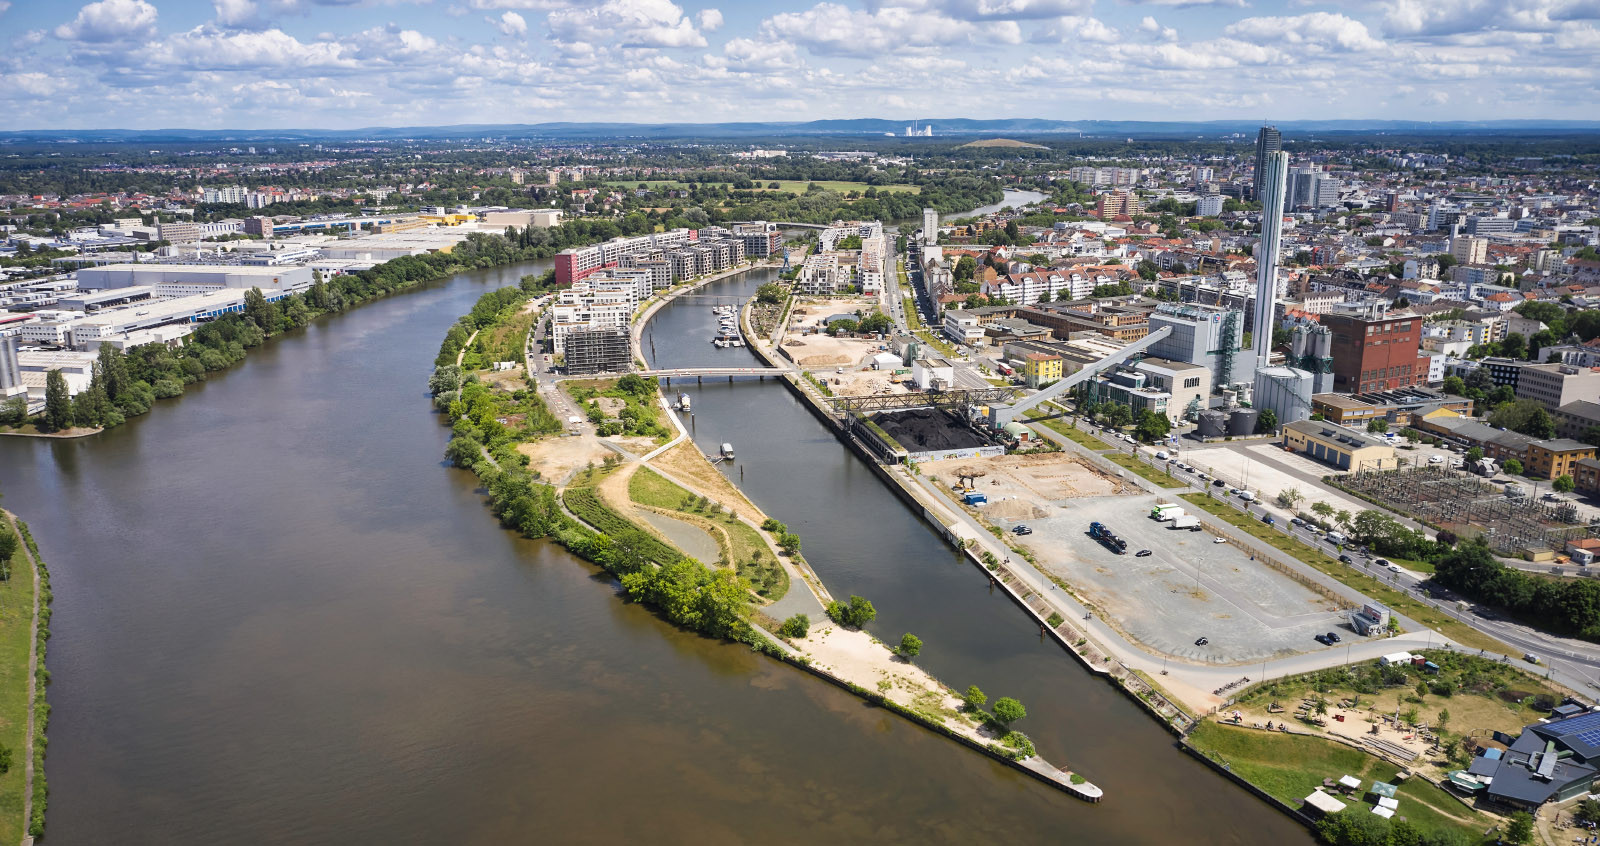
[
  {"xmin": 3, "ymin": 118, "xmax": 1600, "ymax": 144},
  {"xmin": 958, "ymin": 138, "xmax": 1048, "ymax": 149}
]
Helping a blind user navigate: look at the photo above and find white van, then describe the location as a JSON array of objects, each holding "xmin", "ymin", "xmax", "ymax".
[
  {"xmin": 1155, "ymin": 450, "xmax": 1169, "ymax": 460},
  {"xmin": 1325, "ymin": 531, "xmax": 1347, "ymax": 545}
]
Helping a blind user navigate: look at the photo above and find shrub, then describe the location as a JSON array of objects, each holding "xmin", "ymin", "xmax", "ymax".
[
  {"xmin": 825, "ymin": 595, "xmax": 877, "ymax": 628},
  {"xmin": 778, "ymin": 614, "xmax": 810, "ymax": 639},
  {"xmin": 992, "ymin": 696, "xmax": 1026, "ymax": 726}
]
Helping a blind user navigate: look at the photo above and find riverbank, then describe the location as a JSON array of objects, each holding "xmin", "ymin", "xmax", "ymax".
[
  {"xmin": 0, "ymin": 234, "xmax": 562, "ymax": 440},
  {"xmin": 0, "ymin": 511, "xmax": 48, "ymax": 842},
  {"xmin": 435, "ymin": 279, "xmax": 1104, "ymax": 804}
]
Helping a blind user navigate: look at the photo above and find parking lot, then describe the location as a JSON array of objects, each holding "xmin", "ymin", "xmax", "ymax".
[
  {"xmin": 1178, "ymin": 443, "xmax": 1372, "ymax": 517},
  {"xmin": 997, "ymin": 493, "xmax": 1352, "ymax": 665}
]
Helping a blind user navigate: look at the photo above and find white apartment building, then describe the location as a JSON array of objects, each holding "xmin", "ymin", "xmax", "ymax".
[
  {"xmin": 1196, "ymin": 195, "xmax": 1226, "ymax": 217},
  {"xmin": 819, "ymin": 221, "xmax": 884, "ymax": 252},
  {"xmin": 858, "ymin": 235, "xmax": 886, "ymax": 295},
  {"xmin": 551, "ymin": 282, "xmax": 634, "ymax": 356},
  {"xmin": 796, "ymin": 254, "xmax": 847, "ymax": 295},
  {"xmin": 943, "ymin": 311, "xmax": 984, "ymax": 345},
  {"xmin": 922, "ymin": 208, "xmax": 939, "ymax": 247}
]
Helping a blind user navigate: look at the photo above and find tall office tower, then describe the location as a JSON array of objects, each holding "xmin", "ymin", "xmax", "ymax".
[
  {"xmin": 1251, "ymin": 149, "xmax": 1315, "ymax": 428},
  {"xmin": 1253, "ymin": 151, "xmax": 1289, "ymax": 363},
  {"xmin": 1252, "ymin": 125, "xmax": 1282, "ymax": 201}
]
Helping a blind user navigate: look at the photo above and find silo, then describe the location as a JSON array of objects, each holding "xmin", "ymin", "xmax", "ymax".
[
  {"xmin": 1311, "ymin": 327, "xmax": 1335, "ymax": 393},
  {"xmin": 1197, "ymin": 409, "xmax": 1227, "ymax": 438},
  {"xmin": 1291, "ymin": 325, "xmax": 1309, "ymax": 361},
  {"xmin": 1227, "ymin": 407, "xmax": 1261, "ymax": 436}
]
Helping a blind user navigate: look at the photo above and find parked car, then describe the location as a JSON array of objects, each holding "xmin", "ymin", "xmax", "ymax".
[
  {"xmin": 1387, "ymin": 563, "xmax": 1402, "ymax": 574},
  {"xmin": 1228, "ymin": 487, "xmax": 1242, "ymax": 495},
  {"xmin": 1262, "ymin": 514, "xmax": 1276, "ymax": 526},
  {"xmin": 1374, "ymin": 557, "xmax": 1391, "ymax": 568},
  {"xmin": 1213, "ymin": 537, "xmax": 1228, "ymax": 544},
  {"xmin": 1194, "ymin": 637, "xmax": 1209, "ymax": 646},
  {"xmin": 1339, "ymin": 554, "xmax": 1354, "ymax": 564},
  {"xmin": 1290, "ymin": 517, "xmax": 1305, "ymax": 526},
  {"xmin": 1525, "ymin": 653, "xmax": 1542, "ymax": 665},
  {"xmin": 1136, "ymin": 549, "xmax": 1153, "ymax": 557},
  {"xmin": 1315, "ymin": 633, "xmax": 1331, "ymax": 645},
  {"xmin": 1212, "ymin": 479, "xmax": 1226, "ymax": 488},
  {"xmin": 1014, "ymin": 525, "xmax": 1033, "ymax": 536},
  {"xmin": 1326, "ymin": 632, "xmax": 1341, "ymax": 643}
]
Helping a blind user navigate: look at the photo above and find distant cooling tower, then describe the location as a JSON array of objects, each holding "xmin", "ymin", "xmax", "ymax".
[
  {"xmin": 1227, "ymin": 408, "xmax": 1261, "ymax": 437},
  {"xmin": 1197, "ymin": 409, "xmax": 1228, "ymax": 438}
]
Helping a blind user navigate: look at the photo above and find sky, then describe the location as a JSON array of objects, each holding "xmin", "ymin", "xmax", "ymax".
[{"xmin": 2, "ymin": 0, "xmax": 1599, "ymax": 130}]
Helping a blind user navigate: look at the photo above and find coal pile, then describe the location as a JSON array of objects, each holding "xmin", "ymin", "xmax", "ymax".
[{"xmin": 871, "ymin": 408, "xmax": 985, "ymax": 451}]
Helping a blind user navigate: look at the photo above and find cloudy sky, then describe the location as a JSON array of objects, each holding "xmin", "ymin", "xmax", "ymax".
[{"xmin": 3, "ymin": 0, "xmax": 1598, "ymax": 130}]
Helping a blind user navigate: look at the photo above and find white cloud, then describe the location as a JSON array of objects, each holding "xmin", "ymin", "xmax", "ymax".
[
  {"xmin": 547, "ymin": 0, "xmax": 706, "ymax": 48},
  {"xmin": 864, "ymin": 0, "xmax": 1093, "ymax": 19},
  {"xmin": 762, "ymin": 3, "xmax": 1022, "ymax": 55},
  {"xmin": 0, "ymin": 2, "xmax": 12, "ymax": 15},
  {"xmin": 1118, "ymin": 0, "xmax": 1246, "ymax": 7},
  {"xmin": 491, "ymin": 10, "xmax": 526, "ymax": 34},
  {"xmin": 1030, "ymin": 14, "xmax": 1118, "ymax": 42},
  {"xmin": 1224, "ymin": 12, "xmax": 1383, "ymax": 51},
  {"xmin": 4, "ymin": 72, "xmax": 64, "ymax": 96},
  {"xmin": 55, "ymin": 0, "xmax": 159, "ymax": 42},
  {"xmin": 214, "ymin": 0, "xmax": 268, "ymax": 29},
  {"xmin": 1139, "ymin": 15, "xmax": 1177, "ymax": 41},
  {"xmin": 696, "ymin": 8, "xmax": 722, "ymax": 31}
]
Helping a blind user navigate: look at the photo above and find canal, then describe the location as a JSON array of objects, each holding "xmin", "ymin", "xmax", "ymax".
[
  {"xmin": 648, "ymin": 269, "xmax": 1310, "ymax": 844},
  {"xmin": 0, "ymin": 258, "xmax": 1310, "ymax": 843}
]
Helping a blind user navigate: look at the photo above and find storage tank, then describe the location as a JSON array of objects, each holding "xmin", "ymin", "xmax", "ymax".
[
  {"xmin": 1197, "ymin": 409, "xmax": 1227, "ymax": 438},
  {"xmin": 1291, "ymin": 325, "xmax": 1309, "ymax": 360},
  {"xmin": 1227, "ymin": 407, "xmax": 1260, "ymax": 436}
]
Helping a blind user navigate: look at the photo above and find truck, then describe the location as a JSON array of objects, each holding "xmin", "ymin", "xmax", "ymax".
[
  {"xmin": 963, "ymin": 491, "xmax": 989, "ymax": 506},
  {"xmin": 996, "ymin": 363, "xmax": 1014, "ymax": 377},
  {"xmin": 1169, "ymin": 515, "xmax": 1200, "ymax": 530},
  {"xmin": 1151, "ymin": 504, "xmax": 1184, "ymax": 522},
  {"xmin": 1089, "ymin": 521, "xmax": 1128, "ymax": 553}
]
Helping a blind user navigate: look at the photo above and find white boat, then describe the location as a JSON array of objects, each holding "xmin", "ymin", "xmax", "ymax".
[
  {"xmin": 676, "ymin": 393, "xmax": 691, "ymax": 412},
  {"xmin": 721, "ymin": 442, "xmax": 735, "ymax": 459}
]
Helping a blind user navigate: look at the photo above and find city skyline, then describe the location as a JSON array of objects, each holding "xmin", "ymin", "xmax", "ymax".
[{"xmin": 2, "ymin": 0, "xmax": 1599, "ymax": 130}]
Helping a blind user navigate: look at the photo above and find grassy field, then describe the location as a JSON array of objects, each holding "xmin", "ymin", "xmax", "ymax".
[
  {"xmin": 1023, "ymin": 409, "xmax": 1110, "ymax": 451},
  {"xmin": 1180, "ymin": 493, "xmax": 1512, "ymax": 654},
  {"xmin": 628, "ymin": 467, "xmax": 788, "ymax": 600},
  {"xmin": 0, "ymin": 517, "xmax": 36, "ymax": 843},
  {"xmin": 1103, "ymin": 452, "xmax": 1189, "ymax": 488},
  {"xmin": 1188, "ymin": 722, "xmax": 1494, "ymax": 843}
]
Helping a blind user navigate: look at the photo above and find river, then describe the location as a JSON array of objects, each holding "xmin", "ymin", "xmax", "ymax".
[
  {"xmin": 0, "ymin": 258, "xmax": 1309, "ymax": 843},
  {"xmin": 945, "ymin": 189, "xmax": 1048, "ymax": 222}
]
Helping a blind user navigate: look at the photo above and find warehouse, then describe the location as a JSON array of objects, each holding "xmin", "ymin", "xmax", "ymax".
[
  {"xmin": 1282, "ymin": 419, "xmax": 1398, "ymax": 472},
  {"xmin": 76, "ymin": 264, "xmax": 313, "ymax": 295}
]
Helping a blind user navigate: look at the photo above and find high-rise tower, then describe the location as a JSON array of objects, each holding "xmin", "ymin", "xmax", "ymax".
[
  {"xmin": 1252, "ymin": 125, "xmax": 1281, "ymax": 201},
  {"xmin": 1253, "ymin": 150, "xmax": 1288, "ymax": 363}
]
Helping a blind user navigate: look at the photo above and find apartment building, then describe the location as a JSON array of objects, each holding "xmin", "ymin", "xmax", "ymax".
[
  {"xmin": 796, "ymin": 254, "xmax": 847, "ymax": 295},
  {"xmin": 1524, "ymin": 439, "xmax": 1597, "ymax": 480},
  {"xmin": 1095, "ymin": 191, "xmax": 1144, "ymax": 218}
]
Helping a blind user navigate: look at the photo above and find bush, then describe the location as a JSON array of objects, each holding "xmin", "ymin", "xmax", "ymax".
[
  {"xmin": 825, "ymin": 594, "xmax": 877, "ymax": 628},
  {"xmin": 778, "ymin": 614, "xmax": 810, "ymax": 639},
  {"xmin": 898, "ymin": 632, "xmax": 922, "ymax": 659}
]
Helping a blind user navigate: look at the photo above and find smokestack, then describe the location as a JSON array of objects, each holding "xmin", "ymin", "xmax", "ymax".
[{"xmin": 1253, "ymin": 150, "xmax": 1289, "ymax": 363}]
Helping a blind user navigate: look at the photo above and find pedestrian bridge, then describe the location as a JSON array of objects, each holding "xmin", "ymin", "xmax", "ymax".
[{"xmin": 639, "ymin": 366, "xmax": 786, "ymax": 378}]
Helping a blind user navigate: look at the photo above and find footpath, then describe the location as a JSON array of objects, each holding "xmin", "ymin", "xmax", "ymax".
[{"xmin": 3, "ymin": 511, "xmax": 43, "ymax": 846}]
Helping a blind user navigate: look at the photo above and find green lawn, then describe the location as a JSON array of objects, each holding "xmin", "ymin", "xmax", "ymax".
[
  {"xmin": 1103, "ymin": 453, "xmax": 1188, "ymax": 488},
  {"xmin": 628, "ymin": 467, "xmax": 788, "ymax": 600},
  {"xmin": 1180, "ymin": 494, "xmax": 1511, "ymax": 654},
  {"xmin": 1023, "ymin": 409, "xmax": 1110, "ymax": 451},
  {"xmin": 913, "ymin": 329, "xmax": 957, "ymax": 358},
  {"xmin": 0, "ymin": 517, "xmax": 36, "ymax": 843},
  {"xmin": 1188, "ymin": 722, "xmax": 1493, "ymax": 844}
]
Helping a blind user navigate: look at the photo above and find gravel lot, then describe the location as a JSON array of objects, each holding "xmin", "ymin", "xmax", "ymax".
[{"xmin": 997, "ymin": 493, "xmax": 1350, "ymax": 665}]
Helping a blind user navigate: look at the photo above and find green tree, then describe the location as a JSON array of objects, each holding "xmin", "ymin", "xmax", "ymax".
[
  {"xmin": 1554, "ymin": 474, "xmax": 1576, "ymax": 494},
  {"xmin": 1255, "ymin": 408, "xmax": 1278, "ymax": 435},
  {"xmin": 243, "ymin": 286, "xmax": 281, "ymax": 334},
  {"xmin": 992, "ymin": 696, "xmax": 1026, "ymax": 726},
  {"xmin": 1311, "ymin": 501, "xmax": 1335, "ymax": 519},
  {"xmin": 1489, "ymin": 399, "xmax": 1555, "ymax": 439},
  {"xmin": 1465, "ymin": 447, "xmax": 1484, "ymax": 462},
  {"xmin": 0, "ymin": 395, "xmax": 26, "ymax": 428},
  {"xmin": 898, "ymin": 632, "xmax": 922, "ymax": 659},
  {"xmin": 1277, "ymin": 487, "xmax": 1304, "ymax": 510},
  {"xmin": 43, "ymin": 369, "xmax": 73, "ymax": 432},
  {"xmin": 1575, "ymin": 798, "xmax": 1600, "ymax": 825},
  {"xmin": 1503, "ymin": 458, "xmax": 1524, "ymax": 476},
  {"xmin": 1134, "ymin": 409, "xmax": 1171, "ymax": 442},
  {"xmin": 954, "ymin": 255, "xmax": 977, "ymax": 282},
  {"xmin": 756, "ymin": 283, "xmax": 787, "ymax": 305},
  {"xmin": 1366, "ymin": 419, "xmax": 1389, "ymax": 434},
  {"xmin": 964, "ymin": 685, "xmax": 986, "ymax": 709},
  {"xmin": 1441, "ymin": 375, "xmax": 1465, "ymax": 396},
  {"xmin": 778, "ymin": 614, "xmax": 810, "ymax": 639},
  {"xmin": 825, "ymin": 595, "xmax": 877, "ymax": 628},
  {"xmin": 1506, "ymin": 811, "xmax": 1533, "ymax": 844}
]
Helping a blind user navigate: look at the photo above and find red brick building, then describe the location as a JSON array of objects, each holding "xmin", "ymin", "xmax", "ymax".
[{"xmin": 1320, "ymin": 303, "xmax": 1424, "ymax": 393}]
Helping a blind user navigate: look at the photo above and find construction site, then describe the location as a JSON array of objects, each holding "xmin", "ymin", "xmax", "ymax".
[{"xmin": 1338, "ymin": 464, "xmax": 1598, "ymax": 558}]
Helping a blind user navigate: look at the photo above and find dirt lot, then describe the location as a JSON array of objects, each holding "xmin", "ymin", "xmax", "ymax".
[
  {"xmin": 781, "ymin": 297, "xmax": 886, "ymax": 368},
  {"xmin": 829, "ymin": 368, "xmax": 914, "ymax": 398},
  {"xmin": 517, "ymin": 432, "xmax": 657, "ymax": 486},
  {"xmin": 922, "ymin": 452, "xmax": 1132, "ymax": 507}
]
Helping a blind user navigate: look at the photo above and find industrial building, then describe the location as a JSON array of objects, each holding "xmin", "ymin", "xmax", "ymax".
[
  {"xmin": 77, "ymin": 264, "xmax": 314, "ymax": 295},
  {"xmin": 1147, "ymin": 302, "xmax": 1255, "ymax": 394},
  {"xmin": 1309, "ymin": 388, "xmax": 1472, "ymax": 428},
  {"xmin": 1475, "ymin": 711, "xmax": 1600, "ymax": 811},
  {"xmin": 1320, "ymin": 300, "xmax": 1425, "ymax": 393},
  {"xmin": 1282, "ymin": 419, "xmax": 1398, "ymax": 471}
]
